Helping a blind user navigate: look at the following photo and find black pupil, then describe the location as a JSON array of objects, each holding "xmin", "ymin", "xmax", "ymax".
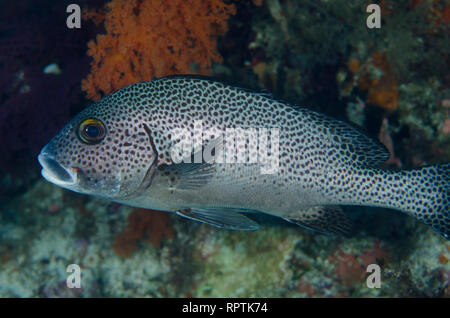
[{"xmin": 84, "ymin": 124, "xmax": 100, "ymax": 138}]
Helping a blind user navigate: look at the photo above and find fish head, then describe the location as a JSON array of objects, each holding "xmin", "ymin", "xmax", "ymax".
[{"xmin": 38, "ymin": 90, "xmax": 158, "ymax": 199}]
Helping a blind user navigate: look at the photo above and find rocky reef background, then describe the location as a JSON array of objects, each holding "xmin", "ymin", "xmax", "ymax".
[{"xmin": 0, "ymin": 0, "xmax": 449, "ymax": 297}]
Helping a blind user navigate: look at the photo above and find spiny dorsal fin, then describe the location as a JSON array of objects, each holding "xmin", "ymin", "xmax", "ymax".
[{"xmin": 309, "ymin": 111, "xmax": 389, "ymax": 167}]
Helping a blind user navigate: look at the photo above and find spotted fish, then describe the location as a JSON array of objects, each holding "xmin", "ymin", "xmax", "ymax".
[{"xmin": 38, "ymin": 75, "xmax": 449, "ymax": 239}]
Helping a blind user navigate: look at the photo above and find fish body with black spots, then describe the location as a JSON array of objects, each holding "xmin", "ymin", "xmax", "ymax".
[{"xmin": 38, "ymin": 76, "xmax": 449, "ymax": 238}]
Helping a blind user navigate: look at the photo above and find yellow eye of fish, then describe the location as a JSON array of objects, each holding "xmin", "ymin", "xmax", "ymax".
[{"xmin": 77, "ymin": 118, "xmax": 106, "ymax": 144}]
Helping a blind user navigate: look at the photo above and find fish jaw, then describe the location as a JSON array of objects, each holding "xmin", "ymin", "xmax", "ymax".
[{"xmin": 38, "ymin": 151, "xmax": 78, "ymax": 189}]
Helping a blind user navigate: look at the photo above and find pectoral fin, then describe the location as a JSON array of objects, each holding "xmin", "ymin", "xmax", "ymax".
[
  {"xmin": 162, "ymin": 163, "xmax": 216, "ymax": 190},
  {"xmin": 284, "ymin": 206, "xmax": 352, "ymax": 236},
  {"xmin": 161, "ymin": 136, "xmax": 223, "ymax": 190},
  {"xmin": 176, "ymin": 207, "xmax": 260, "ymax": 230}
]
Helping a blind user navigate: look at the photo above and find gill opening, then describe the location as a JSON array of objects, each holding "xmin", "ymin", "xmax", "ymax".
[{"xmin": 121, "ymin": 123, "xmax": 158, "ymax": 199}]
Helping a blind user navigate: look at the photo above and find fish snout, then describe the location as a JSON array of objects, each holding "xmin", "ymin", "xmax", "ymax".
[{"xmin": 38, "ymin": 151, "xmax": 78, "ymax": 187}]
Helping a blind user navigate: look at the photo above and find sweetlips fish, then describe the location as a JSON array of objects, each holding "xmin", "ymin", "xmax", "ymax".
[{"xmin": 38, "ymin": 75, "xmax": 449, "ymax": 239}]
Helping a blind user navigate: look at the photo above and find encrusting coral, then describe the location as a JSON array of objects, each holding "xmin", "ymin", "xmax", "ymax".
[
  {"xmin": 111, "ymin": 208, "xmax": 174, "ymax": 258},
  {"xmin": 344, "ymin": 52, "xmax": 399, "ymax": 111},
  {"xmin": 82, "ymin": 0, "xmax": 236, "ymax": 100}
]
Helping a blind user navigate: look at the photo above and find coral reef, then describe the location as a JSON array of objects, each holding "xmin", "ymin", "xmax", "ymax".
[
  {"xmin": 246, "ymin": 0, "xmax": 449, "ymax": 166},
  {"xmin": 0, "ymin": 0, "xmax": 449, "ymax": 298},
  {"xmin": 343, "ymin": 52, "xmax": 399, "ymax": 111},
  {"xmin": 112, "ymin": 208, "xmax": 174, "ymax": 258},
  {"xmin": 82, "ymin": 0, "xmax": 236, "ymax": 100},
  {"xmin": 331, "ymin": 241, "xmax": 390, "ymax": 287},
  {"xmin": 0, "ymin": 176, "xmax": 449, "ymax": 297}
]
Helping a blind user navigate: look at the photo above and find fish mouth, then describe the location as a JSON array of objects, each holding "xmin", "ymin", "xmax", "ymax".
[{"xmin": 38, "ymin": 152, "xmax": 78, "ymax": 187}]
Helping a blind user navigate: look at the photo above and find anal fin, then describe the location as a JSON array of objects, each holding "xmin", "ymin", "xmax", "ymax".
[
  {"xmin": 284, "ymin": 206, "xmax": 352, "ymax": 236},
  {"xmin": 176, "ymin": 207, "xmax": 260, "ymax": 230}
]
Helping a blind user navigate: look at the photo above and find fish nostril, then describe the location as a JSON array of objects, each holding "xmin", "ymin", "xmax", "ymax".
[{"xmin": 38, "ymin": 154, "xmax": 73, "ymax": 183}]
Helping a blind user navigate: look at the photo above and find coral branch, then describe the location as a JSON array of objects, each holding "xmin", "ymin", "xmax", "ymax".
[{"xmin": 82, "ymin": 0, "xmax": 235, "ymax": 100}]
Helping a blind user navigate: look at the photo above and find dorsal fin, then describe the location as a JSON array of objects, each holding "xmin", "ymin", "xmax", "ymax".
[
  {"xmin": 156, "ymin": 74, "xmax": 274, "ymax": 99},
  {"xmin": 308, "ymin": 111, "xmax": 389, "ymax": 167}
]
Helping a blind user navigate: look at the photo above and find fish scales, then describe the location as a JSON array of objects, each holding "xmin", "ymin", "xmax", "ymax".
[{"xmin": 38, "ymin": 75, "xmax": 449, "ymax": 239}]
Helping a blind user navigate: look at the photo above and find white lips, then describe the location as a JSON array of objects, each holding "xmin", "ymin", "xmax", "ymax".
[{"xmin": 38, "ymin": 153, "xmax": 78, "ymax": 188}]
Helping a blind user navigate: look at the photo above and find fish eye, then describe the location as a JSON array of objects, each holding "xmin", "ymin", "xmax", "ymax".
[{"xmin": 77, "ymin": 118, "xmax": 106, "ymax": 144}]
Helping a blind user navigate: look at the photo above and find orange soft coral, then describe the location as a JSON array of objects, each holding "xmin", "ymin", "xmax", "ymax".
[
  {"xmin": 82, "ymin": 0, "xmax": 235, "ymax": 100},
  {"xmin": 359, "ymin": 52, "xmax": 399, "ymax": 111},
  {"xmin": 345, "ymin": 52, "xmax": 399, "ymax": 111}
]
